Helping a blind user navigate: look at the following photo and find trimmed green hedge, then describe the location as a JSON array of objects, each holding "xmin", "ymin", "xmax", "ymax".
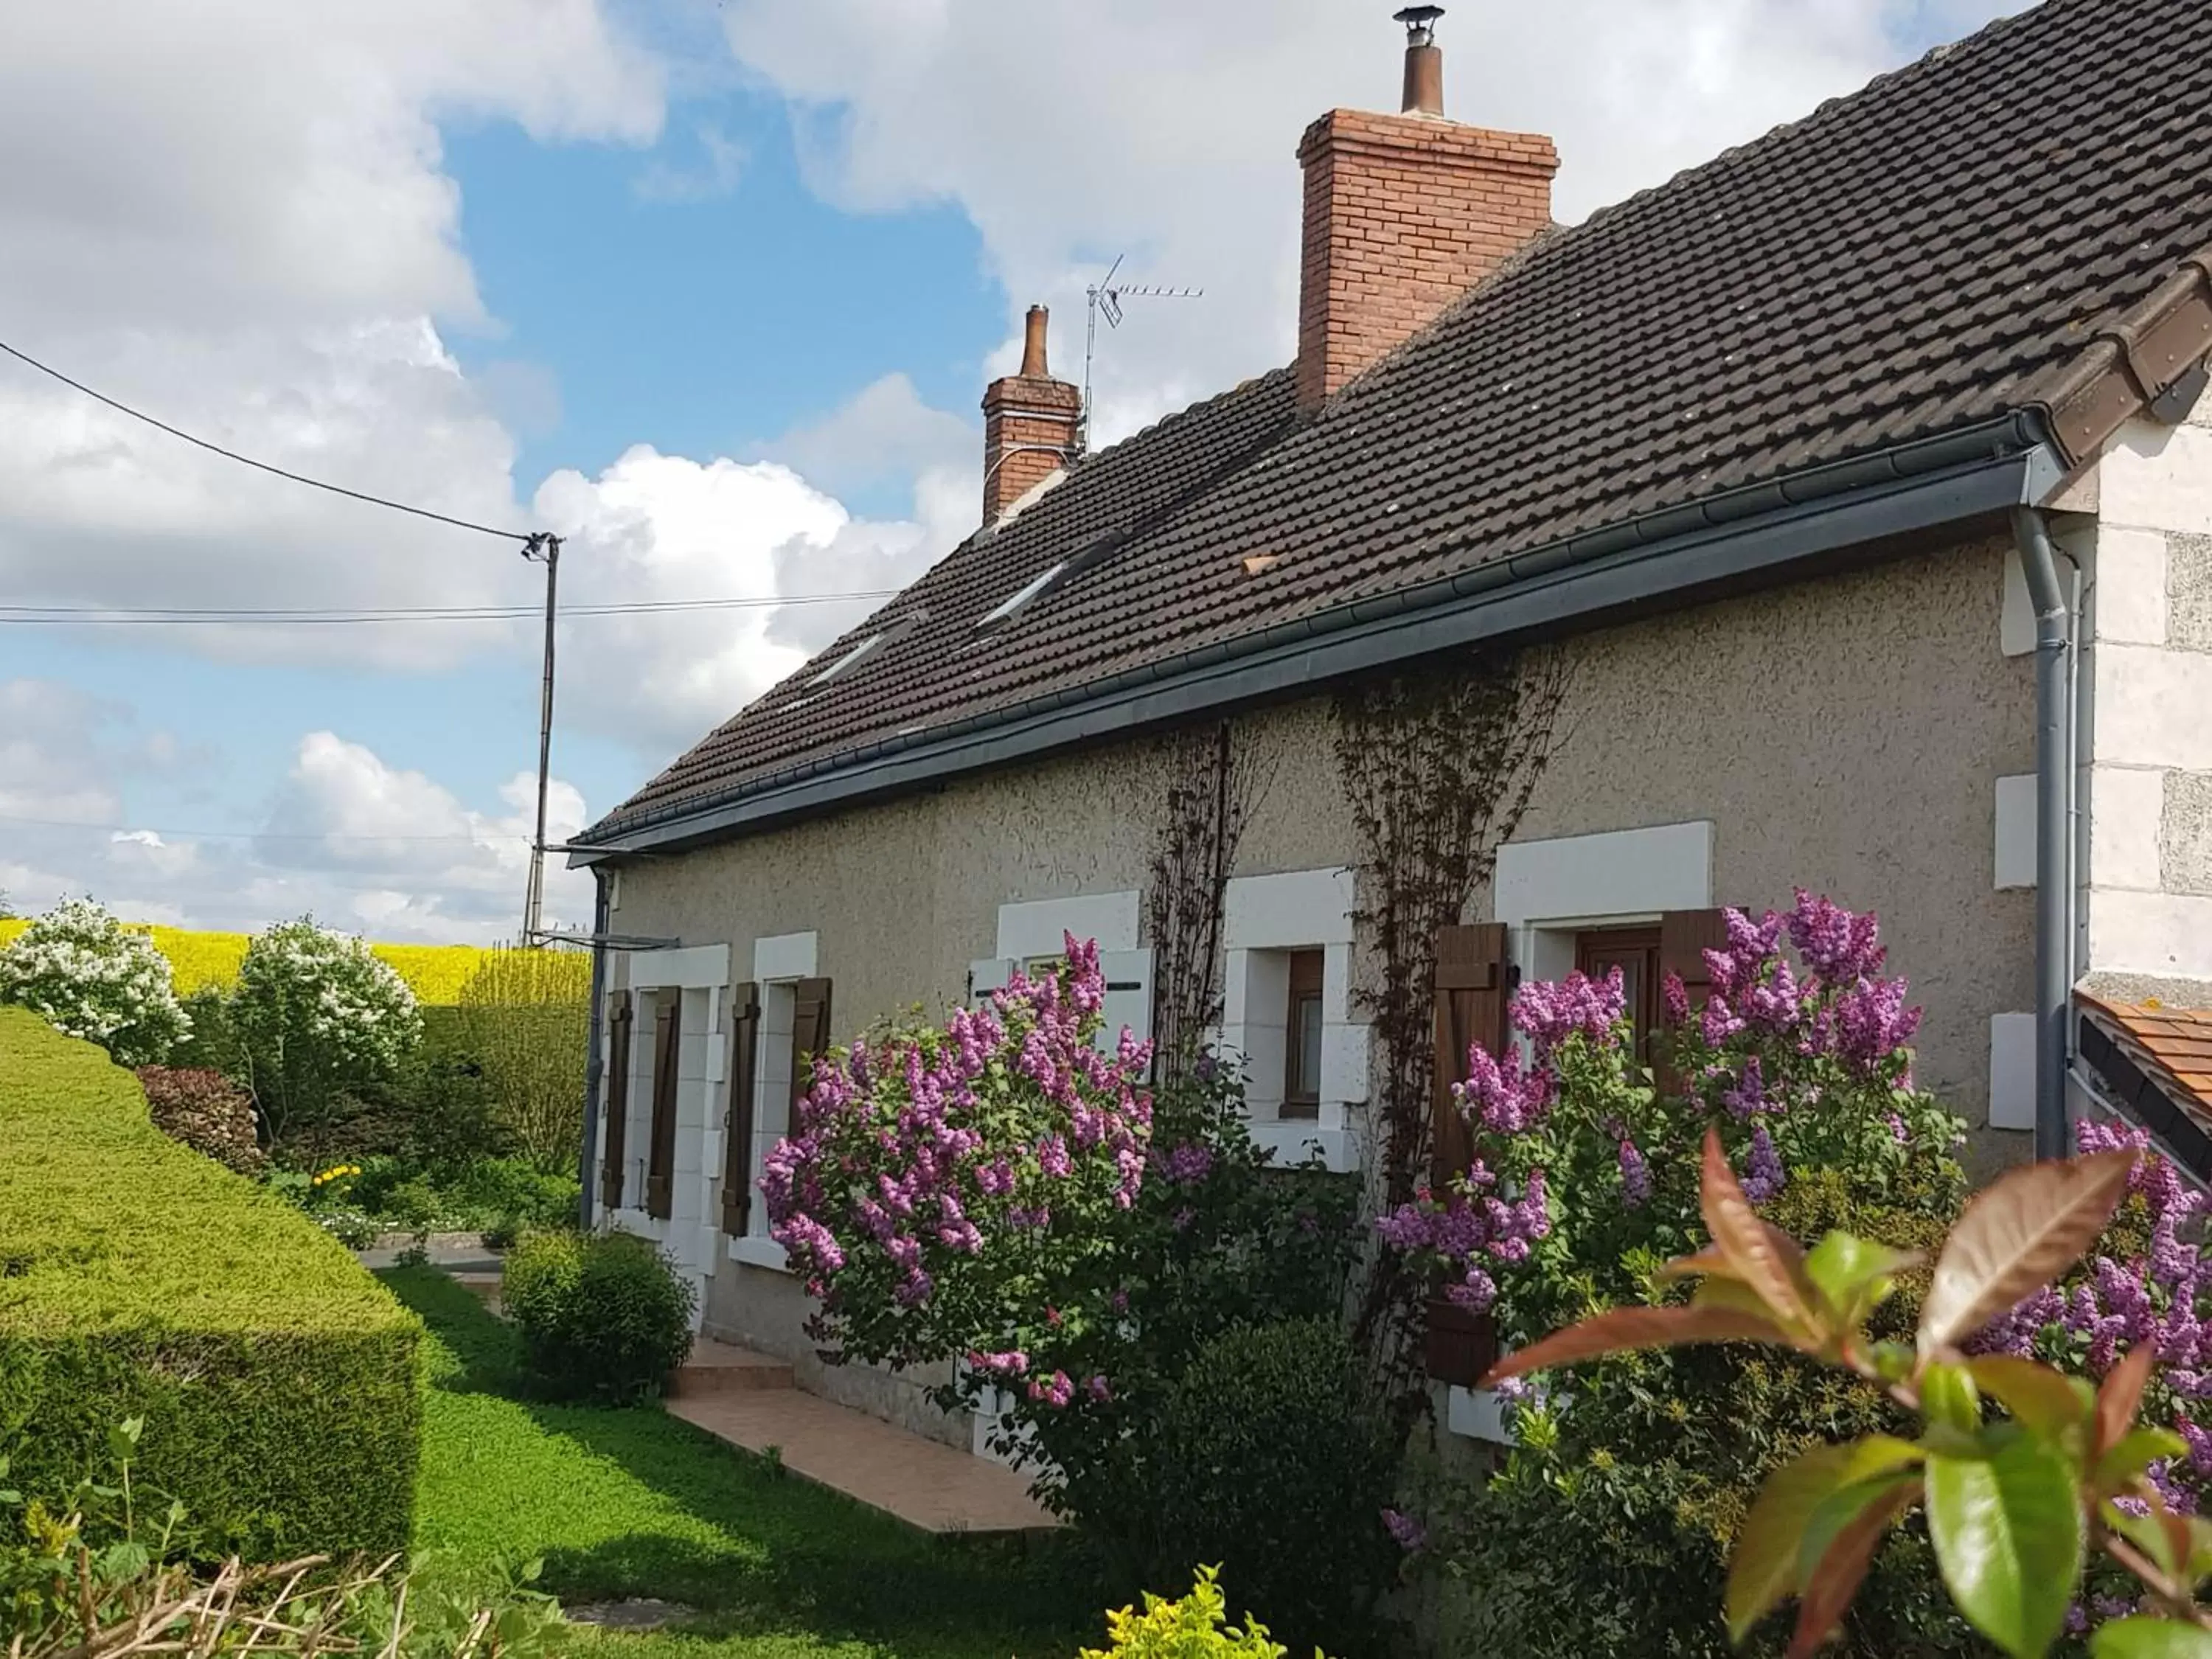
[{"xmin": 0, "ymin": 1009, "xmax": 422, "ymax": 1557}]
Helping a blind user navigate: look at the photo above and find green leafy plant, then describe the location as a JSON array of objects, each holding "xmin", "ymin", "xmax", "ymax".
[
  {"xmin": 1485, "ymin": 1127, "xmax": 2202, "ymax": 1658},
  {"xmin": 501, "ymin": 1231, "xmax": 695, "ymax": 1403},
  {"xmin": 1079, "ymin": 1566, "xmax": 1318, "ymax": 1659},
  {"xmin": 0, "ymin": 898, "xmax": 189, "ymax": 1067},
  {"xmin": 1151, "ymin": 1319, "xmax": 1399, "ymax": 1655}
]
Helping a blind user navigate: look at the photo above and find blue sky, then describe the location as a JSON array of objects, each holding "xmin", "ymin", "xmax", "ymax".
[{"xmin": 0, "ymin": 0, "xmax": 2023, "ymax": 941}]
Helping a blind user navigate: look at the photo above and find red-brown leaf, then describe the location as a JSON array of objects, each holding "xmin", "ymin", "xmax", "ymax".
[
  {"xmin": 2097, "ymin": 1341, "xmax": 2158, "ymax": 1459},
  {"xmin": 1787, "ymin": 1477, "xmax": 1917, "ymax": 1659},
  {"xmin": 1479, "ymin": 1302, "xmax": 1788, "ymax": 1388},
  {"xmin": 1917, "ymin": 1150, "xmax": 2140, "ymax": 1353},
  {"xmin": 1701, "ymin": 1126, "xmax": 1815, "ymax": 1329}
]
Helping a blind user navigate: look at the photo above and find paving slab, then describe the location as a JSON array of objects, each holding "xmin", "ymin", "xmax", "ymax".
[{"xmin": 668, "ymin": 1386, "xmax": 1057, "ymax": 1537}]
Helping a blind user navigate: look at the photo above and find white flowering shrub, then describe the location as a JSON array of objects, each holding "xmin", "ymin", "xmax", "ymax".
[
  {"xmin": 0, "ymin": 898, "xmax": 189, "ymax": 1065},
  {"xmin": 232, "ymin": 917, "xmax": 422, "ymax": 1143}
]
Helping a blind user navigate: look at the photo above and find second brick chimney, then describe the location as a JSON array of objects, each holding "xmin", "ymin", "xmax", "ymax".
[
  {"xmin": 1295, "ymin": 7, "xmax": 1558, "ymax": 409},
  {"xmin": 981, "ymin": 305, "xmax": 1082, "ymax": 524}
]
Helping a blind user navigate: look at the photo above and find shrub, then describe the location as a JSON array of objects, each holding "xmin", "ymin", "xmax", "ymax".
[
  {"xmin": 0, "ymin": 898, "xmax": 189, "ymax": 1066},
  {"xmin": 0, "ymin": 1009, "xmax": 420, "ymax": 1559},
  {"xmin": 456, "ymin": 947, "xmax": 590, "ymax": 1172},
  {"xmin": 232, "ymin": 919, "xmax": 422, "ymax": 1144},
  {"xmin": 137, "ymin": 1065, "xmax": 264, "ymax": 1175},
  {"xmin": 1391, "ymin": 894, "xmax": 1980, "ymax": 1657},
  {"xmin": 503, "ymin": 1230, "xmax": 694, "ymax": 1402},
  {"xmin": 0, "ymin": 1418, "xmax": 561, "ymax": 1658},
  {"xmin": 1080, "ymin": 1567, "xmax": 1313, "ymax": 1659},
  {"xmin": 761, "ymin": 941, "xmax": 1363, "ymax": 1571},
  {"xmin": 1152, "ymin": 1320, "xmax": 1399, "ymax": 1655}
]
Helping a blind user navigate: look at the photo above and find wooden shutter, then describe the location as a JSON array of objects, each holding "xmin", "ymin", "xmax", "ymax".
[
  {"xmin": 1427, "ymin": 922, "xmax": 1509, "ymax": 1388},
  {"xmin": 791, "ymin": 978, "xmax": 834, "ymax": 1102},
  {"xmin": 598, "ymin": 989, "xmax": 633, "ymax": 1210},
  {"xmin": 644, "ymin": 989, "xmax": 681, "ymax": 1220},
  {"xmin": 720, "ymin": 982, "xmax": 762, "ymax": 1236},
  {"xmin": 1660, "ymin": 909, "xmax": 1731, "ymax": 1006}
]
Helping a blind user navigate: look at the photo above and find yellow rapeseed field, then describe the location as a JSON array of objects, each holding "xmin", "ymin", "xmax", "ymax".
[{"xmin": 0, "ymin": 919, "xmax": 496, "ymax": 1006}]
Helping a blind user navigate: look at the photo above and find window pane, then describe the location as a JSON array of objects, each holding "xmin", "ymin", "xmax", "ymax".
[{"xmin": 1293, "ymin": 992, "xmax": 1324, "ymax": 1099}]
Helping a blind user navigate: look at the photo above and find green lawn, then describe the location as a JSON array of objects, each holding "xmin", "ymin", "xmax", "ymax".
[{"xmin": 380, "ymin": 1268, "xmax": 1098, "ymax": 1659}]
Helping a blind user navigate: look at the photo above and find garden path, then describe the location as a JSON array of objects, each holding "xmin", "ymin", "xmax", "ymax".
[{"xmin": 668, "ymin": 1338, "xmax": 1058, "ymax": 1537}]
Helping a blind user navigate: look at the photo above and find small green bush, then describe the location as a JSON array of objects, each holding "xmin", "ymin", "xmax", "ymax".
[
  {"xmin": 1080, "ymin": 1567, "xmax": 1312, "ymax": 1659},
  {"xmin": 503, "ymin": 1230, "xmax": 694, "ymax": 1402},
  {"xmin": 0, "ymin": 1009, "xmax": 421, "ymax": 1560},
  {"xmin": 1150, "ymin": 1319, "xmax": 1398, "ymax": 1656}
]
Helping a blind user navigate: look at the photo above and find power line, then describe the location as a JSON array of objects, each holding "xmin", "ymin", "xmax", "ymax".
[
  {"xmin": 0, "ymin": 590, "xmax": 903, "ymax": 627},
  {"xmin": 0, "ymin": 338, "xmax": 535, "ymax": 542},
  {"xmin": 0, "ymin": 810, "xmax": 529, "ymax": 844}
]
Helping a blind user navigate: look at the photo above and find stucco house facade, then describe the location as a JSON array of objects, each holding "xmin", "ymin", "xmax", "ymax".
[{"xmin": 568, "ymin": 0, "xmax": 2212, "ymax": 1455}]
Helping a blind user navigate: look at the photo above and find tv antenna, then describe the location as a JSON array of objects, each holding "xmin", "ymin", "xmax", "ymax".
[{"xmin": 1082, "ymin": 255, "xmax": 1203, "ymax": 452}]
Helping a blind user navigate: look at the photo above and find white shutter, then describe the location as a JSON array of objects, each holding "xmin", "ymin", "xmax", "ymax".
[
  {"xmin": 968, "ymin": 957, "xmax": 1015, "ymax": 1004},
  {"xmin": 1099, "ymin": 947, "xmax": 1155, "ymax": 1060}
]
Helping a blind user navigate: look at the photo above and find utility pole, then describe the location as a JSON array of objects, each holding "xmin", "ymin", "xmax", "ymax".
[{"xmin": 521, "ymin": 532, "xmax": 562, "ymax": 944}]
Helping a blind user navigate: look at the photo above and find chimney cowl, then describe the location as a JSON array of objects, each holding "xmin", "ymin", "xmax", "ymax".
[
  {"xmin": 1018, "ymin": 304, "xmax": 1051, "ymax": 378},
  {"xmin": 1394, "ymin": 5, "xmax": 1445, "ymax": 115}
]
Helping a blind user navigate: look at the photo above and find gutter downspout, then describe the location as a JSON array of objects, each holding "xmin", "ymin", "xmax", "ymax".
[
  {"xmin": 2010, "ymin": 506, "xmax": 2074, "ymax": 1161},
  {"xmin": 577, "ymin": 866, "xmax": 611, "ymax": 1230}
]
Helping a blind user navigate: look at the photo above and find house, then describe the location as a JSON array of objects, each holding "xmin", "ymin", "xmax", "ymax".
[{"xmin": 567, "ymin": 0, "xmax": 2212, "ymax": 1453}]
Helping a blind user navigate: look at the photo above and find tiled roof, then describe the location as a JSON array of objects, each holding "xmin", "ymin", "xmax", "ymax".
[
  {"xmin": 2079, "ymin": 993, "xmax": 2212, "ymax": 1181},
  {"xmin": 585, "ymin": 0, "xmax": 2212, "ymax": 845}
]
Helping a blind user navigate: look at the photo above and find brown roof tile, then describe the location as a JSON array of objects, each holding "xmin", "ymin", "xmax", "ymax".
[{"xmin": 585, "ymin": 0, "xmax": 2212, "ymax": 844}]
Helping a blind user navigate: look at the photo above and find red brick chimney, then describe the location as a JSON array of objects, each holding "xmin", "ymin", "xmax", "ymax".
[
  {"xmin": 1295, "ymin": 7, "xmax": 1558, "ymax": 409},
  {"xmin": 981, "ymin": 305, "xmax": 1082, "ymax": 524}
]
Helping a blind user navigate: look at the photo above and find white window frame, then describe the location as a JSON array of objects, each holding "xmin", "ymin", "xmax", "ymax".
[
  {"xmin": 1217, "ymin": 868, "xmax": 1366, "ymax": 1174},
  {"xmin": 1447, "ymin": 822, "xmax": 1715, "ymax": 1442},
  {"xmin": 728, "ymin": 931, "xmax": 821, "ymax": 1273},
  {"xmin": 971, "ymin": 891, "xmax": 1153, "ymax": 1060},
  {"xmin": 608, "ymin": 943, "xmax": 732, "ymax": 1326}
]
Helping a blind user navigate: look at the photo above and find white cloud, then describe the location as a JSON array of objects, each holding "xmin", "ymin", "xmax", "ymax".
[
  {"xmin": 535, "ymin": 435, "xmax": 970, "ymax": 751},
  {"xmin": 720, "ymin": 0, "xmax": 2028, "ymax": 444},
  {"xmin": 0, "ymin": 691, "xmax": 591, "ymax": 942},
  {"xmin": 0, "ymin": 0, "xmax": 664, "ymax": 671}
]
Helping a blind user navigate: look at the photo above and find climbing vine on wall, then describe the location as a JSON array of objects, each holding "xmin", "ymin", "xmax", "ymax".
[
  {"xmin": 1145, "ymin": 720, "xmax": 1279, "ymax": 1082},
  {"xmin": 1334, "ymin": 649, "xmax": 1572, "ymax": 1416}
]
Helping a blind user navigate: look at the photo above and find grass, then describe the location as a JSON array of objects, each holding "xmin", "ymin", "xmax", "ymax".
[{"xmin": 382, "ymin": 1267, "xmax": 1099, "ymax": 1659}]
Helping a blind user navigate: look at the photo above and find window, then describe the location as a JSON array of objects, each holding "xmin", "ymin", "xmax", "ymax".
[
  {"xmin": 1283, "ymin": 949, "xmax": 1325, "ymax": 1118},
  {"xmin": 808, "ymin": 633, "xmax": 881, "ymax": 685},
  {"xmin": 1575, "ymin": 927, "xmax": 1661, "ymax": 1061},
  {"xmin": 977, "ymin": 562, "xmax": 1065, "ymax": 629}
]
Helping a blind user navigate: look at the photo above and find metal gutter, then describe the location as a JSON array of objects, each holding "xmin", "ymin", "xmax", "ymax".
[
  {"xmin": 577, "ymin": 866, "xmax": 611, "ymax": 1231},
  {"xmin": 574, "ymin": 414, "xmax": 2063, "ymax": 860},
  {"xmin": 2011, "ymin": 506, "xmax": 2076, "ymax": 1160}
]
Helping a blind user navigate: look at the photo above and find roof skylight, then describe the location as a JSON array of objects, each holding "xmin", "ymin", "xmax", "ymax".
[
  {"xmin": 807, "ymin": 633, "xmax": 883, "ymax": 686},
  {"xmin": 977, "ymin": 561, "xmax": 1065, "ymax": 629}
]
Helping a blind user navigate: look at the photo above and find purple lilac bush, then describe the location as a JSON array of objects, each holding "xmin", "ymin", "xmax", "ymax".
[
  {"xmin": 763, "ymin": 933, "xmax": 1155, "ymax": 1377},
  {"xmin": 761, "ymin": 932, "xmax": 1363, "ymax": 1559},
  {"xmin": 1380, "ymin": 888, "xmax": 1967, "ymax": 1352}
]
